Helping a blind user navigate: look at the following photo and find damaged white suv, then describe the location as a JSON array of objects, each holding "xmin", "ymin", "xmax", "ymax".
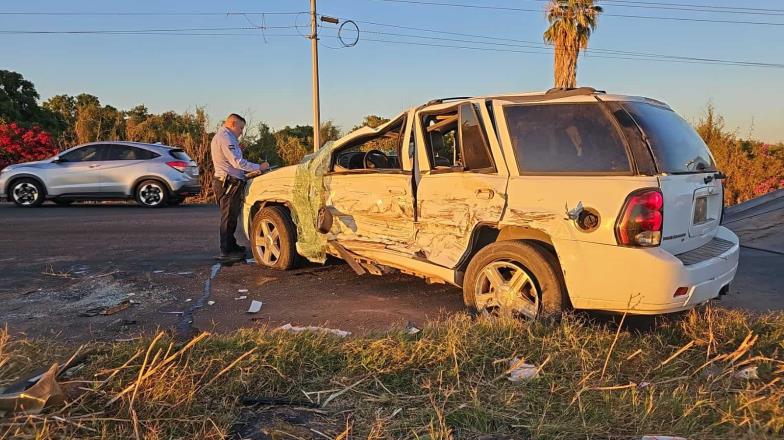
[{"xmin": 241, "ymin": 88, "xmax": 739, "ymax": 318}]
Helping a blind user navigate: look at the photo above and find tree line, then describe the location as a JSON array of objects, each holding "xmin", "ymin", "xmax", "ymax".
[{"xmin": 1, "ymin": 69, "xmax": 781, "ymax": 204}]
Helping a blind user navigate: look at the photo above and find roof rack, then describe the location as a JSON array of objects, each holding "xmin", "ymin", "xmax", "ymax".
[{"xmin": 425, "ymin": 96, "xmax": 473, "ymax": 106}]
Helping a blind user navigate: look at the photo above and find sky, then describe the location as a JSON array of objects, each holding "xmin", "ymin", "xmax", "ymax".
[{"xmin": 2, "ymin": 0, "xmax": 783, "ymax": 142}]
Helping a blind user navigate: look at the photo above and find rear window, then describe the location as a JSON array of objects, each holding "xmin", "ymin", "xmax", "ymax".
[
  {"xmin": 504, "ymin": 103, "xmax": 631, "ymax": 174},
  {"xmin": 169, "ymin": 149, "xmax": 192, "ymax": 161},
  {"xmin": 621, "ymin": 102, "xmax": 716, "ymax": 174}
]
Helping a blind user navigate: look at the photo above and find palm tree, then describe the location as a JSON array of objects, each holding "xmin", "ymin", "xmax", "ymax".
[{"xmin": 543, "ymin": 0, "xmax": 603, "ymax": 89}]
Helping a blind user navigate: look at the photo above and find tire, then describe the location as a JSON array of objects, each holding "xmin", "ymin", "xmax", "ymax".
[
  {"xmin": 251, "ymin": 206, "xmax": 299, "ymax": 270},
  {"xmin": 134, "ymin": 180, "xmax": 169, "ymax": 208},
  {"xmin": 10, "ymin": 178, "xmax": 45, "ymax": 208},
  {"xmin": 54, "ymin": 200, "xmax": 74, "ymax": 206},
  {"xmin": 463, "ymin": 240, "xmax": 569, "ymax": 319}
]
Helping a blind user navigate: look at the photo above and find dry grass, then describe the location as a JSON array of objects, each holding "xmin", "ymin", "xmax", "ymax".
[{"xmin": 1, "ymin": 306, "xmax": 782, "ymax": 439}]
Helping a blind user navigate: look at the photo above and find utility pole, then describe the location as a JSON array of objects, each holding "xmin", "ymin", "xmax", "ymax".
[{"xmin": 309, "ymin": 0, "xmax": 321, "ymax": 153}]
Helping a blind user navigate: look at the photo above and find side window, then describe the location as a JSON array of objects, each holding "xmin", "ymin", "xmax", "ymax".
[
  {"xmin": 504, "ymin": 103, "xmax": 631, "ymax": 174},
  {"xmin": 423, "ymin": 111, "xmax": 462, "ymax": 169},
  {"xmin": 459, "ymin": 104, "xmax": 495, "ymax": 171},
  {"xmin": 60, "ymin": 145, "xmax": 100, "ymax": 162},
  {"xmin": 333, "ymin": 119, "xmax": 404, "ymax": 171},
  {"xmin": 104, "ymin": 146, "xmax": 157, "ymax": 160}
]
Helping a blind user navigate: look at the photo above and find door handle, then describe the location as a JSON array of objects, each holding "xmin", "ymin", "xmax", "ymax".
[{"xmin": 475, "ymin": 188, "xmax": 494, "ymax": 199}]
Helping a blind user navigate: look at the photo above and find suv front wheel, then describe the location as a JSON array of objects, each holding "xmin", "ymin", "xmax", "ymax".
[
  {"xmin": 251, "ymin": 206, "xmax": 299, "ymax": 270},
  {"xmin": 10, "ymin": 178, "xmax": 45, "ymax": 208},
  {"xmin": 463, "ymin": 241, "xmax": 569, "ymax": 319}
]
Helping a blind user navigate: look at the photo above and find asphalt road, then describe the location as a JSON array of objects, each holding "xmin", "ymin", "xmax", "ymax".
[{"xmin": 0, "ymin": 198, "xmax": 781, "ymax": 342}]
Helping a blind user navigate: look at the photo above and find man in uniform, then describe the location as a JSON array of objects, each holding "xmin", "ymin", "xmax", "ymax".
[{"xmin": 211, "ymin": 113, "xmax": 269, "ymax": 261}]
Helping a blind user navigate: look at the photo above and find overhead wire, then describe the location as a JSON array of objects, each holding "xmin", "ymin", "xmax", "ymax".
[{"xmin": 372, "ymin": 0, "xmax": 784, "ymax": 26}]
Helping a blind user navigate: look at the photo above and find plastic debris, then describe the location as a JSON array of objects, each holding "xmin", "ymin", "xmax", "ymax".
[
  {"xmin": 245, "ymin": 258, "xmax": 255, "ymax": 264},
  {"xmin": 734, "ymin": 366, "xmax": 759, "ymax": 380},
  {"xmin": 247, "ymin": 300, "xmax": 263, "ymax": 313},
  {"xmin": 405, "ymin": 321, "xmax": 421, "ymax": 335},
  {"xmin": 0, "ymin": 363, "xmax": 64, "ymax": 417},
  {"xmin": 177, "ymin": 271, "xmax": 193, "ymax": 275},
  {"xmin": 235, "ymin": 295, "xmax": 247, "ymax": 300},
  {"xmin": 277, "ymin": 323, "xmax": 350, "ymax": 338},
  {"xmin": 207, "ymin": 300, "xmax": 216, "ymax": 306},
  {"xmin": 185, "ymin": 298, "xmax": 192, "ymax": 302},
  {"xmin": 507, "ymin": 357, "xmax": 539, "ymax": 382},
  {"xmin": 153, "ymin": 270, "xmax": 164, "ymax": 274},
  {"xmin": 238, "ymin": 289, "xmax": 249, "ymax": 293}
]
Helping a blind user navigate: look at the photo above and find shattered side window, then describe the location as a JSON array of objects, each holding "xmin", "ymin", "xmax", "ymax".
[
  {"xmin": 423, "ymin": 111, "xmax": 462, "ymax": 169},
  {"xmin": 505, "ymin": 103, "xmax": 631, "ymax": 174}
]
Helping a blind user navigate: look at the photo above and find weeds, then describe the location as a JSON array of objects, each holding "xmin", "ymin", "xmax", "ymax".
[{"xmin": 0, "ymin": 306, "xmax": 782, "ymax": 439}]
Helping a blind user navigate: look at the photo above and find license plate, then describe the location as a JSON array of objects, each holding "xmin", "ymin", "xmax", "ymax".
[{"xmin": 693, "ymin": 196, "xmax": 708, "ymax": 224}]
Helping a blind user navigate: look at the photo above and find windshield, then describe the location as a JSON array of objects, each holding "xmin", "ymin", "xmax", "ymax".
[{"xmin": 622, "ymin": 102, "xmax": 716, "ymax": 174}]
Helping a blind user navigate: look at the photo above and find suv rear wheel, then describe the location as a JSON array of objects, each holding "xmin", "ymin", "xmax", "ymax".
[
  {"xmin": 135, "ymin": 180, "xmax": 169, "ymax": 208},
  {"xmin": 251, "ymin": 206, "xmax": 299, "ymax": 270},
  {"xmin": 10, "ymin": 178, "xmax": 45, "ymax": 208},
  {"xmin": 463, "ymin": 241, "xmax": 568, "ymax": 319}
]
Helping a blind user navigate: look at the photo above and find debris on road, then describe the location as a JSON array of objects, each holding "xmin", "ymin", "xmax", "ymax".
[
  {"xmin": 405, "ymin": 321, "xmax": 421, "ymax": 335},
  {"xmin": 640, "ymin": 436, "xmax": 687, "ymax": 440},
  {"xmin": 208, "ymin": 300, "xmax": 216, "ymax": 306},
  {"xmin": 235, "ymin": 295, "xmax": 247, "ymax": 300},
  {"xmin": 245, "ymin": 258, "xmax": 255, "ymax": 264},
  {"xmin": 238, "ymin": 289, "xmax": 249, "ymax": 293},
  {"xmin": 79, "ymin": 299, "xmax": 131, "ymax": 317},
  {"xmin": 185, "ymin": 298, "xmax": 192, "ymax": 302},
  {"xmin": 177, "ymin": 271, "xmax": 193, "ymax": 276},
  {"xmin": 734, "ymin": 366, "xmax": 759, "ymax": 380},
  {"xmin": 0, "ymin": 363, "xmax": 63, "ymax": 416},
  {"xmin": 153, "ymin": 270, "xmax": 164, "ymax": 274},
  {"xmin": 247, "ymin": 300, "xmax": 263, "ymax": 314},
  {"xmin": 277, "ymin": 323, "xmax": 350, "ymax": 338},
  {"xmin": 507, "ymin": 357, "xmax": 540, "ymax": 382}
]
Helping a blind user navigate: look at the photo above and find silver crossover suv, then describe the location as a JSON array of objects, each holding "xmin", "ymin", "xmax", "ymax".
[{"xmin": 0, "ymin": 141, "xmax": 201, "ymax": 208}]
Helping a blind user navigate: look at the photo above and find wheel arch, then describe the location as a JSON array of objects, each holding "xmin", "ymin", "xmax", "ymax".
[
  {"xmin": 248, "ymin": 199, "xmax": 295, "ymax": 234},
  {"xmin": 455, "ymin": 224, "xmax": 559, "ymax": 286},
  {"xmin": 132, "ymin": 175, "xmax": 173, "ymax": 196},
  {"xmin": 6, "ymin": 174, "xmax": 48, "ymax": 198}
]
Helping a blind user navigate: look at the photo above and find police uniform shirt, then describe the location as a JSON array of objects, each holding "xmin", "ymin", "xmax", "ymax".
[{"xmin": 211, "ymin": 126, "xmax": 260, "ymax": 180}]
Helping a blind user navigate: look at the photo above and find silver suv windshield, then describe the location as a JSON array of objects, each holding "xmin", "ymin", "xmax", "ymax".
[{"xmin": 621, "ymin": 102, "xmax": 717, "ymax": 174}]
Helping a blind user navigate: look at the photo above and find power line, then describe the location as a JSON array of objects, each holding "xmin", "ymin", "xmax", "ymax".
[
  {"xmin": 0, "ymin": 11, "xmax": 306, "ymax": 16},
  {"xmin": 372, "ymin": 0, "xmax": 784, "ymax": 26},
  {"xmin": 0, "ymin": 26, "xmax": 298, "ymax": 35},
  {"xmin": 319, "ymin": 17, "xmax": 784, "ymax": 68}
]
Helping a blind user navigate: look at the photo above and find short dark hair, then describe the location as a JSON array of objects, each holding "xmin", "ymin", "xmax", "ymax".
[{"xmin": 227, "ymin": 113, "xmax": 246, "ymax": 124}]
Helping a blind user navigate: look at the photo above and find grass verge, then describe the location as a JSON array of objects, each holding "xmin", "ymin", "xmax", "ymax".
[{"xmin": 1, "ymin": 306, "xmax": 782, "ymax": 439}]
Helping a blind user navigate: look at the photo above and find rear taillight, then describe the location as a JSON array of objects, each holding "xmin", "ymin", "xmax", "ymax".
[
  {"xmin": 616, "ymin": 189, "xmax": 664, "ymax": 247},
  {"xmin": 166, "ymin": 160, "xmax": 188, "ymax": 173}
]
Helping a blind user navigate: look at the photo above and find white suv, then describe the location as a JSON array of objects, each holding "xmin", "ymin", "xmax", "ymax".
[{"xmin": 241, "ymin": 88, "xmax": 739, "ymax": 317}]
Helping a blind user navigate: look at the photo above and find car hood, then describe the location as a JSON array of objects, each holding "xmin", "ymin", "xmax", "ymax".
[{"xmin": 3, "ymin": 159, "xmax": 54, "ymax": 171}]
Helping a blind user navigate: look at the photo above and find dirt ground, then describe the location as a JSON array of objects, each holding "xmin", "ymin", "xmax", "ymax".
[{"xmin": 0, "ymin": 200, "xmax": 781, "ymax": 343}]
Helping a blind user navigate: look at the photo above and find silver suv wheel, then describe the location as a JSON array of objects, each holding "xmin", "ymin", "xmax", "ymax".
[
  {"xmin": 135, "ymin": 180, "xmax": 168, "ymax": 208},
  {"xmin": 11, "ymin": 179, "xmax": 44, "ymax": 207}
]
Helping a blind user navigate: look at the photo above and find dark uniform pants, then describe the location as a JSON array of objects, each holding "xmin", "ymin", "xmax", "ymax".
[{"xmin": 213, "ymin": 177, "xmax": 244, "ymax": 254}]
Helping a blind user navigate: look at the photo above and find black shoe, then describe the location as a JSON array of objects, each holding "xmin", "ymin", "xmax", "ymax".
[{"xmin": 216, "ymin": 253, "xmax": 242, "ymax": 262}]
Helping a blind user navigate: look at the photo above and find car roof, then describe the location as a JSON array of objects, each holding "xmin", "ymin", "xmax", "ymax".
[
  {"xmin": 424, "ymin": 87, "xmax": 666, "ymax": 109},
  {"xmin": 66, "ymin": 141, "xmax": 180, "ymax": 153}
]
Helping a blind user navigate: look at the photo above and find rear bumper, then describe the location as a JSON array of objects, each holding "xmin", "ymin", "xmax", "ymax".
[
  {"xmin": 172, "ymin": 184, "xmax": 202, "ymax": 197},
  {"xmin": 561, "ymin": 226, "xmax": 740, "ymax": 315}
]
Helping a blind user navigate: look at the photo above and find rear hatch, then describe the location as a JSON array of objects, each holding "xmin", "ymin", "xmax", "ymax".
[
  {"xmin": 622, "ymin": 101, "xmax": 723, "ymax": 255},
  {"xmin": 169, "ymin": 149, "xmax": 200, "ymax": 179}
]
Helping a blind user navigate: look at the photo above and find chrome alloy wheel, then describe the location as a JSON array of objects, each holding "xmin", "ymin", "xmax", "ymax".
[
  {"xmin": 139, "ymin": 182, "xmax": 164, "ymax": 206},
  {"xmin": 474, "ymin": 260, "xmax": 540, "ymax": 318},
  {"xmin": 256, "ymin": 219, "xmax": 281, "ymax": 265},
  {"xmin": 12, "ymin": 182, "xmax": 39, "ymax": 206}
]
